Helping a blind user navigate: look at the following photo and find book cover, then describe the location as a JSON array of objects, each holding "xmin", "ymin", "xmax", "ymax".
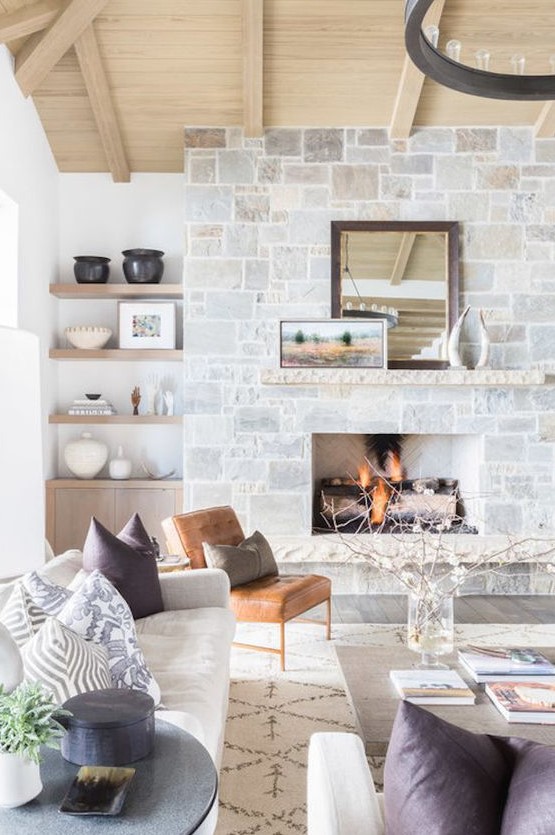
[
  {"xmin": 458, "ymin": 646, "xmax": 555, "ymax": 683},
  {"xmin": 486, "ymin": 680, "xmax": 555, "ymax": 723},
  {"xmin": 389, "ymin": 669, "xmax": 475, "ymax": 704}
]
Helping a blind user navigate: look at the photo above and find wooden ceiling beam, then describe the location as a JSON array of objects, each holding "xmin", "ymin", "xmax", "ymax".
[
  {"xmin": 15, "ymin": 0, "xmax": 109, "ymax": 98},
  {"xmin": 74, "ymin": 25, "xmax": 130, "ymax": 183},
  {"xmin": 242, "ymin": 0, "xmax": 263, "ymax": 137},
  {"xmin": 0, "ymin": 0, "xmax": 60, "ymax": 44},
  {"xmin": 389, "ymin": 0, "xmax": 446, "ymax": 139},
  {"xmin": 535, "ymin": 102, "xmax": 555, "ymax": 138}
]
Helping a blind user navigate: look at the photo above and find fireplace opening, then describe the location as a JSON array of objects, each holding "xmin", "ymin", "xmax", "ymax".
[{"xmin": 312, "ymin": 433, "xmax": 481, "ymax": 535}]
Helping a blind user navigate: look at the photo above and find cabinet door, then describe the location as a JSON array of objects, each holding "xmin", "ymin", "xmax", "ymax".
[
  {"xmin": 114, "ymin": 489, "xmax": 180, "ymax": 548},
  {"xmin": 50, "ymin": 488, "xmax": 115, "ymax": 553}
]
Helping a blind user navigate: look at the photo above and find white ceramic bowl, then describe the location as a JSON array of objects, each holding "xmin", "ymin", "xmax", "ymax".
[{"xmin": 65, "ymin": 326, "xmax": 112, "ymax": 350}]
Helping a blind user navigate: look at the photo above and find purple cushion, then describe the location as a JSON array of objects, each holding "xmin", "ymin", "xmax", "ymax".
[
  {"xmin": 384, "ymin": 701, "xmax": 510, "ymax": 835},
  {"xmin": 118, "ymin": 512, "xmax": 156, "ymax": 556},
  {"xmin": 82, "ymin": 516, "xmax": 163, "ymax": 619},
  {"xmin": 497, "ymin": 737, "xmax": 555, "ymax": 835}
]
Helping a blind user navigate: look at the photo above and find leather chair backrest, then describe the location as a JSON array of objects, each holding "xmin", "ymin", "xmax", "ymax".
[{"xmin": 162, "ymin": 506, "xmax": 245, "ymax": 569}]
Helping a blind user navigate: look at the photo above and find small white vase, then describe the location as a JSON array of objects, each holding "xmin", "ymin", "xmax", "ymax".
[
  {"xmin": 109, "ymin": 445, "xmax": 132, "ymax": 480},
  {"xmin": 0, "ymin": 752, "xmax": 42, "ymax": 808},
  {"xmin": 0, "ymin": 624, "xmax": 23, "ymax": 693},
  {"xmin": 64, "ymin": 432, "xmax": 108, "ymax": 479}
]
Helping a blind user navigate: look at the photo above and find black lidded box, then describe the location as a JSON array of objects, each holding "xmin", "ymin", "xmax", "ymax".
[{"xmin": 61, "ymin": 689, "xmax": 155, "ymax": 766}]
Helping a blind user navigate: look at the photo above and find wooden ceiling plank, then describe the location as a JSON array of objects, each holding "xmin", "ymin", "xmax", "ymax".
[
  {"xmin": 15, "ymin": 0, "xmax": 109, "ymax": 97},
  {"xmin": 243, "ymin": 0, "xmax": 263, "ymax": 137},
  {"xmin": 390, "ymin": 233, "xmax": 417, "ymax": 286},
  {"xmin": 74, "ymin": 24, "xmax": 130, "ymax": 182},
  {"xmin": 0, "ymin": 0, "xmax": 60, "ymax": 43},
  {"xmin": 535, "ymin": 102, "xmax": 555, "ymax": 138},
  {"xmin": 389, "ymin": 0, "xmax": 446, "ymax": 139}
]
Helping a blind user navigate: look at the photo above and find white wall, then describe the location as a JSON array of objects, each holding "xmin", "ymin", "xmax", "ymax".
[
  {"xmin": 56, "ymin": 173, "xmax": 185, "ymax": 478},
  {"xmin": 0, "ymin": 46, "xmax": 59, "ymax": 569}
]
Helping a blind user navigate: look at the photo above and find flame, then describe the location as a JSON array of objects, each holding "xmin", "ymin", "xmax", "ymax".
[
  {"xmin": 389, "ymin": 451, "xmax": 404, "ymax": 483},
  {"xmin": 358, "ymin": 462, "xmax": 372, "ymax": 489},
  {"xmin": 371, "ymin": 478, "xmax": 389, "ymax": 525}
]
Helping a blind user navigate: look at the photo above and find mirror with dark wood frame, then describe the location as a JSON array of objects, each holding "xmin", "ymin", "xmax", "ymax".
[{"xmin": 331, "ymin": 221, "xmax": 459, "ymax": 369}]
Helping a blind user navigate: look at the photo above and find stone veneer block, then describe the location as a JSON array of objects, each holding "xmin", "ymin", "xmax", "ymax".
[
  {"xmin": 265, "ymin": 129, "xmax": 302, "ymax": 157},
  {"xmin": 184, "ymin": 185, "xmax": 233, "ymax": 222},
  {"xmin": 456, "ymin": 128, "xmax": 498, "ymax": 152},
  {"xmin": 184, "ymin": 128, "xmax": 226, "ymax": 148},
  {"xmin": 332, "ymin": 165, "xmax": 378, "ymax": 200},
  {"xmin": 304, "ymin": 129, "xmax": 344, "ymax": 163},
  {"xmin": 219, "ymin": 150, "xmax": 256, "ymax": 184}
]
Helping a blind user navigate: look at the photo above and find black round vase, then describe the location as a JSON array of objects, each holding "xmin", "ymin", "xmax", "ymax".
[
  {"xmin": 122, "ymin": 249, "xmax": 165, "ymax": 284},
  {"xmin": 73, "ymin": 256, "xmax": 110, "ymax": 284}
]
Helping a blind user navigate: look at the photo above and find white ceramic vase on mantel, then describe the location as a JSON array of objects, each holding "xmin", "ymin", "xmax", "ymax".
[{"xmin": 0, "ymin": 753, "xmax": 42, "ymax": 808}]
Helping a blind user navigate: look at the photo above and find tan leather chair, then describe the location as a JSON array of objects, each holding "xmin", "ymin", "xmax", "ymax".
[{"xmin": 162, "ymin": 506, "xmax": 331, "ymax": 670}]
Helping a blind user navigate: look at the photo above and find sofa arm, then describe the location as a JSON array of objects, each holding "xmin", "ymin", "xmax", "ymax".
[
  {"xmin": 159, "ymin": 568, "xmax": 230, "ymax": 611},
  {"xmin": 307, "ymin": 733, "xmax": 384, "ymax": 835}
]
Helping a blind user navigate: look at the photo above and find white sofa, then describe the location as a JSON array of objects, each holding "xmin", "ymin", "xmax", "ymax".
[
  {"xmin": 307, "ymin": 732, "xmax": 384, "ymax": 835},
  {"xmin": 0, "ymin": 550, "xmax": 236, "ymax": 834}
]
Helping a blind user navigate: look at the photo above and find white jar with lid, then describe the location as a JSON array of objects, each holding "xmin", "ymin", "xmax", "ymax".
[{"xmin": 63, "ymin": 432, "xmax": 108, "ymax": 479}]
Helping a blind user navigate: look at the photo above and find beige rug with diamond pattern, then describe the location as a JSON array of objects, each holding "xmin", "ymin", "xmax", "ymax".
[{"xmin": 215, "ymin": 620, "xmax": 555, "ymax": 835}]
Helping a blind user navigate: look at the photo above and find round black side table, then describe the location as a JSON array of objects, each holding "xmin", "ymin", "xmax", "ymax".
[{"xmin": 0, "ymin": 719, "xmax": 217, "ymax": 835}]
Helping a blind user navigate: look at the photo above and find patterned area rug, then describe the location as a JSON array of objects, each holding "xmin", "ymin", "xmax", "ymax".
[{"xmin": 215, "ymin": 621, "xmax": 555, "ymax": 835}]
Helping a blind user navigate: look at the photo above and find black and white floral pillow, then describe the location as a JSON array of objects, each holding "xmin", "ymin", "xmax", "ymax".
[
  {"xmin": 57, "ymin": 570, "xmax": 161, "ymax": 704},
  {"xmin": 22, "ymin": 571, "xmax": 73, "ymax": 615}
]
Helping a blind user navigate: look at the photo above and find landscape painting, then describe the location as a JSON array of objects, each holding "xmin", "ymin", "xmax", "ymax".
[{"xmin": 280, "ymin": 320, "xmax": 386, "ymax": 368}]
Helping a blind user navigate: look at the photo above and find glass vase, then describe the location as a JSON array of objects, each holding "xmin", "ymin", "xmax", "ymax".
[{"xmin": 407, "ymin": 593, "xmax": 454, "ymax": 669}]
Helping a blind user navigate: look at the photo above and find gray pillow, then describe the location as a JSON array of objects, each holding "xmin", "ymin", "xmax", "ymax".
[
  {"xmin": 203, "ymin": 531, "xmax": 278, "ymax": 588},
  {"xmin": 384, "ymin": 701, "xmax": 510, "ymax": 835},
  {"xmin": 498, "ymin": 736, "xmax": 555, "ymax": 835}
]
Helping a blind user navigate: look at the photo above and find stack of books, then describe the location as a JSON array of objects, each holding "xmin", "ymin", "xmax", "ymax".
[
  {"xmin": 458, "ymin": 645, "xmax": 555, "ymax": 683},
  {"xmin": 68, "ymin": 398, "xmax": 117, "ymax": 416},
  {"xmin": 389, "ymin": 669, "xmax": 475, "ymax": 705},
  {"xmin": 458, "ymin": 645, "xmax": 555, "ymax": 724}
]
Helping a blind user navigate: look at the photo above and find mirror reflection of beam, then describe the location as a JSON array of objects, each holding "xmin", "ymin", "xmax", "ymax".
[{"xmin": 390, "ymin": 233, "xmax": 417, "ymax": 285}]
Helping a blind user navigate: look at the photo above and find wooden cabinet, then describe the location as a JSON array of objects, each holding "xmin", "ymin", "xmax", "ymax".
[{"xmin": 46, "ymin": 479, "xmax": 183, "ymax": 554}]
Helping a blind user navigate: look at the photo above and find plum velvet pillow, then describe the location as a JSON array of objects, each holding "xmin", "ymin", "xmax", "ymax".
[
  {"xmin": 384, "ymin": 701, "xmax": 511, "ymax": 835},
  {"xmin": 82, "ymin": 516, "xmax": 163, "ymax": 619},
  {"xmin": 497, "ymin": 736, "xmax": 555, "ymax": 835}
]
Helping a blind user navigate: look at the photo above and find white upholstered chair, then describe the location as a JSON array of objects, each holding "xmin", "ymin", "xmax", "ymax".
[{"xmin": 307, "ymin": 732, "xmax": 384, "ymax": 835}]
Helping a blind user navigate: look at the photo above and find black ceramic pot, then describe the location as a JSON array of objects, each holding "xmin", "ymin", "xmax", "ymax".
[
  {"xmin": 122, "ymin": 249, "xmax": 165, "ymax": 284},
  {"xmin": 73, "ymin": 256, "xmax": 110, "ymax": 284}
]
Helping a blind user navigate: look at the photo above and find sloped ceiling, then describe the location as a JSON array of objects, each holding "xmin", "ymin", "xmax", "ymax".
[{"xmin": 1, "ymin": 0, "xmax": 554, "ymax": 179}]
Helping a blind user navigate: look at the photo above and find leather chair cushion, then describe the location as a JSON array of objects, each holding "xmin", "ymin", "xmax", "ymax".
[
  {"xmin": 231, "ymin": 574, "xmax": 331, "ymax": 622},
  {"xmin": 203, "ymin": 531, "xmax": 278, "ymax": 588}
]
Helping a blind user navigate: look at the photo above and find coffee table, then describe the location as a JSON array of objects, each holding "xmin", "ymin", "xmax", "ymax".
[
  {"xmin": 0, "ymin": 718, "xmax": 217, "ymax": 834},
  {"xmin": 335, "ymin": 644, "xmax": 555, "ymax": 756}
]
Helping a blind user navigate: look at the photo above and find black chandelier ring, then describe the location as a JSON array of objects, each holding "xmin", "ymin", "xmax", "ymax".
[{"xmin": 405, "ymin": 0, "xmax": 555, "ymax": 100}]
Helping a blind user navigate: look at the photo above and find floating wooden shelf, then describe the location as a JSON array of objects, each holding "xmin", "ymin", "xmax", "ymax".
[
  {"xmin": 49, "ymin": 349, "xmax": 183, "ymax": 361},
  {"xmin": 49, "ymin": 283, "xmax": 182, "ymax": 299},
  {"xmin": 46, "ymin": 478, "xmax": 181, "ymax": 488},
  {"xmin": 49, "ymin": 415, "xmax": 182, "ymax": 425}
]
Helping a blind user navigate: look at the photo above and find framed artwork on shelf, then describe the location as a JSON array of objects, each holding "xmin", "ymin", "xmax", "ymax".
[
  {"xmin": 280, "ymin": 319, "xmax": 387, "ymax": 369},
  {"xmin": 118, "ymin": 302, "xmax": 176, "ymax": 350}
]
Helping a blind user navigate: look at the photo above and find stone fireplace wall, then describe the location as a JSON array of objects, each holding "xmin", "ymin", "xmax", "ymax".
[{"xmin": 182, "ymin": 126, "xmax": 555, "ymax": 543}]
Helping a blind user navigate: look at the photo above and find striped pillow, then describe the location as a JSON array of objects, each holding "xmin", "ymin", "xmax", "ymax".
[
  {"xmin": 22, "ymin": 618, "xmax": 111, "ymax": 705},
  {"xmin": 0, "ymin": 584, "xmax": 47, "ymax": 647}
]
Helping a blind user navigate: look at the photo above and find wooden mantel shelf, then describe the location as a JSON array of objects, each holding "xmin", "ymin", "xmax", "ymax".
[
  {"xmin": 50, "ymin": 349, "xmax": 183, "ymax": 361},
  {"xmin": 50, "ymin": 283, "xmax": 182, "ymax": 299},
  {"xmin": 261, "ymin": 368, "xmax": 546, "ymax": 387}
]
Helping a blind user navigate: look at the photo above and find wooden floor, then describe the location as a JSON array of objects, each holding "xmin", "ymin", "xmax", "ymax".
[{"xmin": 332, "ymin": 595, "xmax": 555, "ymax": 624}]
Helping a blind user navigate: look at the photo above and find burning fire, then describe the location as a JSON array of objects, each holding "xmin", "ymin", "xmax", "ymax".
[
  {"xmin": 388, "ymin": 451, "xmax": 404, "ymax": 483},
  {"xmin": 358, "ymin": 462, "xmax": 372, "ymax": 489},
  {"xmin": 371, "ymin": 478, "xmax": 390, "ymax": 525}
]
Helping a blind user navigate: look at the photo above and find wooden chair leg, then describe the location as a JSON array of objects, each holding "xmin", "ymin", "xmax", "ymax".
[
  {"xmin": 280, "ymin": 620, "xmax": 285, "ymax": 671},
  {"xmin": 325, "ymin": 596, "xmax": 332, "ymax": 640}
]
